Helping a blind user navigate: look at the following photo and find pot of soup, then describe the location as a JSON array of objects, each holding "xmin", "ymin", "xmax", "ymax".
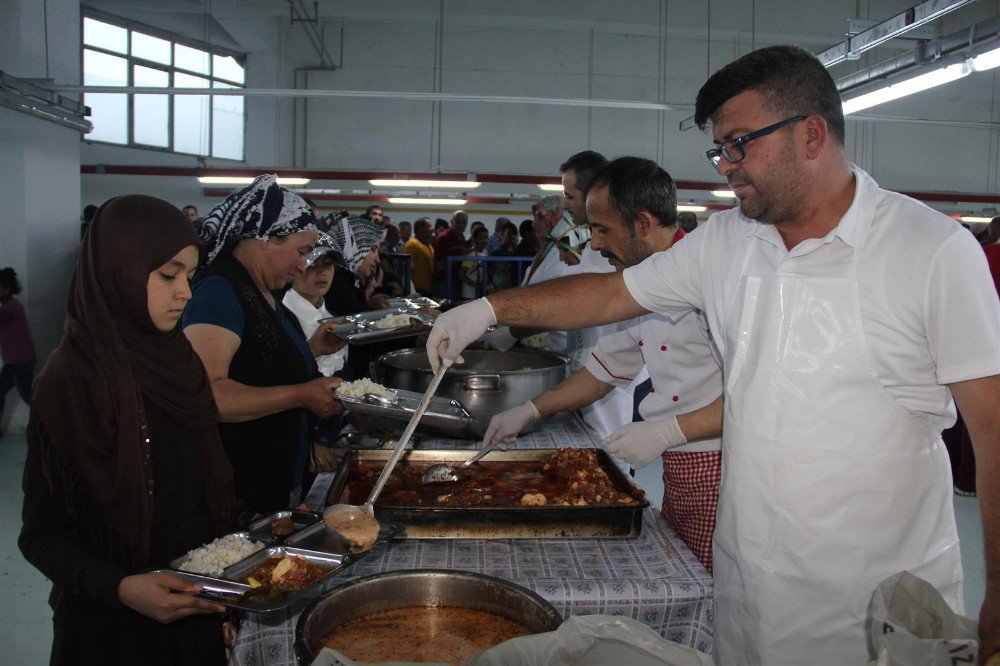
[
  {"xmin": 294, "ymin": 569, "xmax": 562, "ymax": 664},
  {"xmin": 372, "ymin": 348, "xmax": 569, "ymax": 438}
]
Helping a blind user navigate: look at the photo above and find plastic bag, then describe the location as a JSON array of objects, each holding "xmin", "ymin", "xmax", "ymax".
[
  {"xmin": 309, "ymin": 614, "xmax": 714, "ymax": 666},
  {"xmin": 867, "ymin": 571, "xmax": 978, "ymax": 666}
]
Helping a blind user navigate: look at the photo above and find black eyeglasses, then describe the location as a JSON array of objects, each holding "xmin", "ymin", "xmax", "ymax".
[{"xmin": 706, "ymin": 115, "xmax": 807, "ymax": 168}]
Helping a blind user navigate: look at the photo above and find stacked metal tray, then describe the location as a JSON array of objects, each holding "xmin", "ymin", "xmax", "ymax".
[
  {"xmin": 386, "ymin": 296, "xmax": 439, "ymax": 310},
  {"xmin": 324, "ymin": 308, "xmax": 435, "ymax": 344},
  {"xmin": 156, "ymin": 511, "xmax": 402, "ymax": 613},
  {"xmin": 336, "ymin": 387, "xmax": 474, "ymax": 431}
]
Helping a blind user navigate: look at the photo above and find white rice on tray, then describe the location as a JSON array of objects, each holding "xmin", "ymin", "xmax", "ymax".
[
  {"xmin": 178, "ymin": 534, "xmax": 265, "ymax": 576},
  {"xmin": 336, "ymin": 378, "xmax": 394, "ymax": 399},
  {"xmin": 370, "ymin": 313, "xmax": 416, "ymax": 329}
]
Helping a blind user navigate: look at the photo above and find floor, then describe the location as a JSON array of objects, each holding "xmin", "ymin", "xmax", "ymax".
[{"xmin": 0, "ymin": 431, "xmax": 987, "ymax": 665}]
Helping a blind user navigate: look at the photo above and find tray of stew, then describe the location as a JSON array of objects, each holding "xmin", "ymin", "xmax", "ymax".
[
  {"xmin": 164, "ymin": 523, "xmax": 402, "ymax": 613},
  {"xmin": 326, "ymin": 448, "xmax": 648, "ymax": 539}
]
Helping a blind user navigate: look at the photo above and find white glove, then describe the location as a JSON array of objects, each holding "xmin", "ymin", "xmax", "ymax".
[
  {"xmin": 483, "ymin": 326, "xmax": 518, "ymax": 351},
  {"xmin": 482, "ymin": 401, "xmax": 541, "ymax": 449},
  {"xmin": 426, "ymin": 297, "xmax": 497, "ymax": 372},
  {"xmin": 604, "ymin": 415, "xmax": 687, "ymax": 469}
]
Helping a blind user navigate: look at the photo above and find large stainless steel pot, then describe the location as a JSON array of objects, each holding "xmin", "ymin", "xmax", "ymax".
[
  {"xmin": 294, "ymin": 569, "xmax": 562, "ymax": 664},
  {"xmin": 372, "ymin": 348, "xmax": 568, "ymax": 438}
]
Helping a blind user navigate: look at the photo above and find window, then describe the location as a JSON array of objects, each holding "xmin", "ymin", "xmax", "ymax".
[{"xmin": 82, "ymin": 15, "xmax": 246, "ymax": 159}]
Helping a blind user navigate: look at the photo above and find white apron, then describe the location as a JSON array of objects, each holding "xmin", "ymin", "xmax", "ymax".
[{"xmin": 713, "ymin": 222, "xmax": 964, "ymax": 664}]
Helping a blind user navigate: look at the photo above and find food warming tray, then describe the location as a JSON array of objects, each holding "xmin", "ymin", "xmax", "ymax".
[
  {"xmin": 326, "ymin": 308, "xmax": 434, "ymax": 345},
  {"xmin": 326, "ymin": 449, "xmax": 648, "ymax": 539},
  {"xmin": 163, "ymin": 523, "xmax": 402, "ymax": 613},
  {"xmin": 336, "ymin": 388, "xmax": 474, "ymax": 431}
]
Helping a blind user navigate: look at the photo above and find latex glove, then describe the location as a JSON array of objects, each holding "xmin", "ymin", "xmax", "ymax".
[
  {"xmin": 483, "ymin": 326, "xmax": 517, "ymax": 351},
  {"xmin": 482, "ymin": 401, "xmax": 541, "ymax": 449},
  {"xmin": 604, "ymin": 415, "xmax": 687, "ymax": 469},
  {"xmin": 426, "ymin": 297, "xmax": 497, "ymax": 372}
]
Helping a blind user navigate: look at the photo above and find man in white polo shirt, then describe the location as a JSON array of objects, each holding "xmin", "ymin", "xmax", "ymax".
[
  {"xmin": 426, "ymin": 45, "xmax": 1000, "ymax": 664},
  {"xmin": 483, "ymin": 156, "xmax": 724, "ymax": 572}
]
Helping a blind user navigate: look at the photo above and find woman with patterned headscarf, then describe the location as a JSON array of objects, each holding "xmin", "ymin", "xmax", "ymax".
[
  {"xmin": 321, "ymin": 214, "xmax": 388, "ymax": 317},
  {"xmin": 21, "ymin": 196, "xmax": 235, "ymax": 664},
  {"xmin": 183, "ymin": 175, "xmax": 345, "ymax": 518},
  {"xmin": 549, "ymin": 217, "xmax": 592, "ymax": 267}
]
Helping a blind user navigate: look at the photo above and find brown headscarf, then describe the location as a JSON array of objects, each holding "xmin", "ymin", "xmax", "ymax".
[{"xmin": 33, "ymin": 195, "xmax": 234, "ymax": 569}]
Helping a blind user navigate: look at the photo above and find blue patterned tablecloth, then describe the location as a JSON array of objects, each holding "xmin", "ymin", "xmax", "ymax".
[{"xmin": 229, "ymin": 414, "xmax": 714, "ymax": 665}]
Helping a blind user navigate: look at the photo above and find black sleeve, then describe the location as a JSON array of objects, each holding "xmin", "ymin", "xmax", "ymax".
[{"xmin": 18, "ymin": 421, "xmax": 128, "ymax": 610}]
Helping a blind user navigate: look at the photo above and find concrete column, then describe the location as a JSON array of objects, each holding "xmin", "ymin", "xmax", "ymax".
[{"xmin": 0, "ymin": 0, "xmax": 81, "ymax": 432}]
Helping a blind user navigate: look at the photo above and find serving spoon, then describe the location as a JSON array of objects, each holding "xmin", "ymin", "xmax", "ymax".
[
  {"xmin": 324, "ymin": 361, "xmax": 450, "ymax": 549},
  {"xmin": 421, "ymin": 440, "xmax": 504, "ymax": 484}
]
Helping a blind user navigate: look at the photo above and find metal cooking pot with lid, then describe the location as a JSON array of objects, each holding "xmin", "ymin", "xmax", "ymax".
[
  {"xmin": 294, "ymin": 569, "xmax": 562, "ymax": 664},
  {"xmin": 372, "ymin": 348, "xmax": 569, "ymax": 438}
]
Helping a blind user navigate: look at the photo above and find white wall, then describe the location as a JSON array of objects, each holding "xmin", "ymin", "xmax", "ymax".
[{"xmin": 1, "ymin": 0, "xmax": 83, "ymax": 431}]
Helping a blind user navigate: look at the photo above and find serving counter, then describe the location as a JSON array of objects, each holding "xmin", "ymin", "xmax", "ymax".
[{"xmin": 228, "ymin": 413, "xmax": 714, "ymax": 665}]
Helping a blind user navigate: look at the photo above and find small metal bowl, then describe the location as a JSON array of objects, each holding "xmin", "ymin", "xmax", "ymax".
[{"xmin": 294, "ymin": 569, "xmax": 562, "ymax": 664}]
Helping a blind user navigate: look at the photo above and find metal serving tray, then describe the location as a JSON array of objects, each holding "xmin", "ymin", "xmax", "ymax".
[
  {"xmin": 336, "ymin": 388, "xmax": 473, "ymax": 431},
  {"xmin": 168, "ymin": 531, "xmax": 277, "ymax": 573},
  {"xmin": 386, "ymin": 296, "xmax": 439, "ymax": 310},
  {"xmin": 328, "ymin": 309, "xmax": 434, "ymax": 345},
  {"xmin": 326, "ymin": 449, "xmax": 649, "ymax": 539},
  {"xmin": 247, "ymin": 510, "xmax": 322, "ymax": 541}
]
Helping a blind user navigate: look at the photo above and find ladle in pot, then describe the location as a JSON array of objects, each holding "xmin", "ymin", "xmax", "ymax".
[{"xmin": 323, "ymin": 361, "xmax": 450, "ymax": 550}]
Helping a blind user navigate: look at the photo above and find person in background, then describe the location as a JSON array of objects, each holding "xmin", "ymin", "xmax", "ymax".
[
  {"xmin": 467, "ymin": 221, "xmax": 486, "ymax": 248},
  {"xmin": 426, "ymin": 45, "xmax": 1000, "ymax": 664},
  {"xmin": 183, "ymin": 175, "xmax": 344, "ymax": 518},
  {"xmin": 321, "ymin": 214, "xmax": 390, "ymax": 316},
  {"xmin": 553, "ymin": 221, "xmax": 590, "ymax": 267},
  {"xmin": 486, "ymin": 217, "xmax": 511, "ymax": 255},
  {"xmin": 0, "ymin": 267, "xmax": 36, "ymax": 438},
  {"xmin": 301, "ymin": 197, "xmax": 319, "ymax": 217},
  {"xmin": 515, "ymin": 219, "xmax": 538, "ymax": 257},
  {"xmin": 432, "ymin": 210, "xmax": 469, "ymax": 298},
  {"xmin": 383, "ymin": 223, "xmax": 402, "ymax": 254},
  {"xmin": 459, "ymin": 225, "xmax": 490, "ymax": 298},
  {"xmin": 434, "ymin": 218, "xmax": 449, "ymax": 238},
  {"xmin": 364, "ymin": 205, "xmax": 384, "ymax": 225},
  {"xmin": 182, "ymin": 205, "xmax": 198, "ymax": 222},
  {"xmin": 677, "ymin": 211, "xmax": 698, "ymax": 233},
  {"xmin": 283, "ymin": 238, "xmax": 347, "ymax": 379},
  {"xmin": 20, "ymin": 195, "xmax": 236, "ymax": 665},
  {"xmin": 80, "ymin": 204, "xmax": 98, "ymax": 240},
  {"xmin": 404, "ymin": 218, "xmax": 435, "ymax": 297},
  {"xmin": 489, "ymin": 221, "xmax": 521, "ymax": 290},
  {"xmin": 398, "ymin": 220, "xmax": 412, "ymax": 245}
]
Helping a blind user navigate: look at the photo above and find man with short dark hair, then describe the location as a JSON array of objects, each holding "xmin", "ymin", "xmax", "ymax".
[
  {"xmin": 559, "ymin": 150, "xmax": 607, "ymax": 225},
  {"xmin": 427, "ymin": 45, "xmax": 1000, "ymax": 664},
  {"xmin": 398, "ymin": 220, "xmax": 412, "ymax": 244},
  {"xmin": 486, "ymin": 217, "xmax": 510, "ymax": 255},
  {"xmin": 364, "ymin": 205, "xmax": 384, "ymax": 225},
  {"xmin": 182, "ymin": 205, "xmax": 198, "ymax": 221},
  {"xmin": 404, "ymin": 218, "xmax": 435, "ymax": 297},
  {"xmin": 676, "ymin": 211, "xmax": 698, "ymax": 233}
]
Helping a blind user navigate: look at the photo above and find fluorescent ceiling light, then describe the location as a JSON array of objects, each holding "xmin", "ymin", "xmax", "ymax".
[
  {"xmin": 960, "ymin": 215, "xmax": 993, "ymax": 223},
  {"xmin": 537, "ymin": 184, "xmax": 563, "ymax": 192},
  {"xmin": 842, "ymin": 62, "xmax": 969, "ymax": 115},
  {"xmin": 711, "ymin": 190, "xmax": 736, "ymax": 198},
  {"xmin": 198, "ymin": 176, "xmax": 310, "ymax": 186},
  {"xmin": 388, "ymin": 197, "xmax": 468, "ymax": 205},
  {"xmin": 369, "ymin": 179, "xmax": 479, "ymax": 188},
  {"xmin": 969, "ymin": 45, "xmax": 1000, "ymax": 72},
  {"xmin": 677, "ymin": 204, "xmax": 707, "ymax": 213}
]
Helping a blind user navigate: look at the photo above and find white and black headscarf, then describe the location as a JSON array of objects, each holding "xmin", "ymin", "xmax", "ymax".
[
  {"xmin": 199, "ymin": 174, "xmax": 316, "ymax": 265},
  {"xmin": 320, "ymin": 214, "xmax": 386, "ymax": 276}
]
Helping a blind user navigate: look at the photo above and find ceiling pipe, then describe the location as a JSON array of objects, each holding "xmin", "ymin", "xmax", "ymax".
[{"xmin": 82, "ymin": 164, "xmax": 1000, "ymax": 206}]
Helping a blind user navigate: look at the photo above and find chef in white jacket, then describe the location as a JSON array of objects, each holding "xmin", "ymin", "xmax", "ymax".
[{"xmin": 425, "ymin": 45, "xmax": 1000, "ymax": 665}]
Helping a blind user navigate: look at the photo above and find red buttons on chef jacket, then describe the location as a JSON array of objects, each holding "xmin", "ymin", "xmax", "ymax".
[
  {"xmin": 638, "ymin": 340, "xmax": 644, "ymax": 346},
  {"xmin": 660, "ymin": 345, "xmax": 667, "ymax": 351},
  {"xmin": 672, "ymin": 395, "xmax": 679, "ymax": 402},
  {"xmin": 649, "ymin": 387, "xmax": 655, "ymax": 393}
]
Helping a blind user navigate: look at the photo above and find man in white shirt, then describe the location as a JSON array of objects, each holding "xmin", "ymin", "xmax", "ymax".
[
  {"xmin": 484, "ymin": 157, "xmax": 724, "ymax": 571},
  {"xmin": 426, "ymin": 45, "xmax": 1000, "ymax": 664}
]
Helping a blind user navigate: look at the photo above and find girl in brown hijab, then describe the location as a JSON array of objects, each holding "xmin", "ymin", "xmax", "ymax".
[{"xmin": 19, "ymin": 196, "xmax": 235, "ymax": 666}]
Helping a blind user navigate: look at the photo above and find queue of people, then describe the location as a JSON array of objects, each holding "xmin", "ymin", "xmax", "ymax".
[{"xmin": 12, "ymin": 42, "xmax": 999, "ymax": 666}]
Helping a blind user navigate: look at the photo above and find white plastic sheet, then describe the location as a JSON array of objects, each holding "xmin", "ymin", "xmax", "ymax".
[
  {"xmin": 867, "ymin": 571, "xmax": 978, "ymax": 666},
  {"xmin": 309, "ymin": 614, "xmax": 714, "ymax": 666}
]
